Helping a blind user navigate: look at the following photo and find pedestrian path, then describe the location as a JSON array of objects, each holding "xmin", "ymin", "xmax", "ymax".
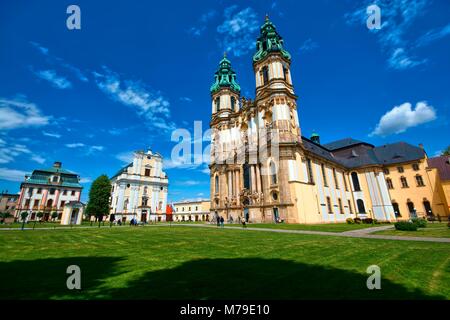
[{"xmin": 1, "ymin": 223, "xmax": 449, "ymax": 243}]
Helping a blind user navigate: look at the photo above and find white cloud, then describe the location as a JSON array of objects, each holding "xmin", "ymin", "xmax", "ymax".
[
  {"xmin": 65, "ymin": 143, "xmax": 104, "ymax": 155},
  {"xmin": 387, "ymin": 48, "xmax": 426, "ymax": 70},
  {"xmin": 345, "ymin": 0, "xmax": 444, "ymax": 70},
  {"xmin": 179, "ymin": 97, "xmax": 193, "ymax": 102},
  {"xmin": 217, "ymin": 6, "xmax": 259, "ymax": 57},
  {"xmin": 87, "ymin": 145, "xmax": 104, "ymax": 154},
  {"xmin": 299, "ymin": 38, "xmax": 319, "ymax": 52},
  {"xmin": 65, "ymin": 143, "xmax": 85, "ymax": 148},
  {"xmin": 0, "ymin": 96, "xmax": 50, "ymax": 130},
  {"xmin": 42, "ymin": 131, "xmax": 61, "ymax": 138},
  {"xmin": 0, "ymin": 138, "xmax": 47, "ymax": 165},
  {"xmin": 371, "ymin": 101, "xmax": 437, "ymax": 136},
  {"xmin": 31, "ymin": 155, "xmax": 46, "ymax": 164},
  {"xmin": 94, "ymin": 66, "xmax": 175, "ymax": 131},
  {"xmin": 0, "ymin": 168, "xmax": 28, "ymax": 182},
  {"xmin": 188, "ymin": 10, "xmax": 217, "ymax": 36},
  {"xmin": 80, "ymin": 177, "xmax": 92, "ymax": 183},
  {"xmin": 0, "ymin": 143, "xmax": 30, "ymax": 164},
  {"xmin": 30, "ymin": 41, "xmax": 88, "ymax": 82},
  {"xmin": 32, "ymin": 69, "xmax": 72, "ymax": 89},
  {"xmin": 116, "ymin": 151, "xmax": 134, "ymax": 164},
  {"xmin": 415, "ymin": 23, "xmax": 450, "ymax": 47},
  {"xmin": 30, "ymin": 41, "xmax": 49, "ymax": 55}
]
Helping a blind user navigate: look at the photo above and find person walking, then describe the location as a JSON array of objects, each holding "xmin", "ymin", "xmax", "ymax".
[
  {"xmin": 220, "ymin": 216, "xmax": 224, "ymax": 228},
  {"xmin": 241, "ymin": 216, "xmax": 247, "ymax": 229},
  {"xmin": 217, "ymin": 216, "xmax": 221, "ymax": 227}
]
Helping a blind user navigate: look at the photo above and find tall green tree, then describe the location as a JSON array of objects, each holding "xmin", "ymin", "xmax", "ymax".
[
  {"xmin": 442, "ymin": 146, "xmax": 450, "ymax": 156},
  {"xmin": 20, "ymin": 212, "xmax": 28, "ymax": 231},
  {"xmin": 85, "ymin": 175, "xmax": 111, "ymax": 228}
]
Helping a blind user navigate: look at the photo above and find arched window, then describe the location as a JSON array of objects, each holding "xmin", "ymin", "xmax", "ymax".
[
  {"xmin": 407, "ymin": 201, "xmax": 415, "ymax": 216},
  {"xmin": 214, "ymin": 175, "xmax": 219, "ymax": 194},
  {"xmin": 283, "ymin": 66, "xmax": 289, "ymax": 81},
  {"xmin": 215, "ymin": 97, "xmax": 220, "ymax": 112},
  {"xmin": 356, "ymin": 199, "xmax": 365, "ymax": 213},
  {"xmin": 46, "ymin": 199, "xmax": 53, "ymax": 208},
  {"xmin": 270, "ymin": 161, "xmax": 277, "ymax": 185},
  {"xmin": 261, "ymin": 66, "xmax": 269, "ymax": 85},
  {"xmin": 423, "ymin": 200, "xmax": 432, "ymax": 216},
  {"xmin": 243, "ymin": 164, "xmax": 250, "ymax": 189},
  {"xmin": 351, "ymin": 172, "xmax": 361, "ymax": 191},
  {"xmin": 230, "ymin": 96, "xmax": 236, "ymax": 110},
  {"xmin": 392, "ymin": 202, "xmax": 401, "ymax": 217}
]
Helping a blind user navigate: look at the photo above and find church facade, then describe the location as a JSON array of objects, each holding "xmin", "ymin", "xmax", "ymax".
[
  {"xmin": 209, "ymin": 17, "xmax": 449, "ymax": 224},
  {"xmin": 110, "ymin": 149, "xmax": 168, "ymax": 223}
]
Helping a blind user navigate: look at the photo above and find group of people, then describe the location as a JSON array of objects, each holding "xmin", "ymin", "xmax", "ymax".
[
  {"xmin": 215, "ymin": 214, "xmax": 247, "ymax": 228},
  {"xmin": 216, "ymin": 216, "xmax": 225, "ymax": 227}
]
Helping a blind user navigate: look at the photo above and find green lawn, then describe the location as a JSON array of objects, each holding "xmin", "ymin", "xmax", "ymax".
[
  {"xmin": 375, "ymin": 222, "xmax": 450, "ymax": 238},
  {"xmin": 0, "ymin": 226, "xmax": 449, "ymax": 300},
  {"xmin": 241, "ymin": 222, "xmax": 380, "ymax": 233}
]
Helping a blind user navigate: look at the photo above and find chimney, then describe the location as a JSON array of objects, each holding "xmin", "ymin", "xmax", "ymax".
[{"xmin": 53, "ymin": 161, "xmax": 62, "ymax": 168}]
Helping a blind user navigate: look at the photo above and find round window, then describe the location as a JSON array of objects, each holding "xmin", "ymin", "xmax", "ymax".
[{"xmin": 272, "ymin": 192, "xmax": 278, "ymax": 201}]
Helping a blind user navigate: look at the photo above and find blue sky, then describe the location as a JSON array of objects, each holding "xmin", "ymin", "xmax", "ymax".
[{"xmin": 0, "ymin": 0, "xmax": 449, "ymax": 202}]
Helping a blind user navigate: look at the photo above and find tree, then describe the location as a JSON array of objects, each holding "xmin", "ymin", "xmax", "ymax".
[
  {"xmin": 33, "ymin": 212, "xmax": 43, "ymax": 230},
  {"xmin": 51, "ymin": 211, "xmax": 58, "ymax": 222},
  {"xmin": 0, "ymin": 212, "xmax": 12, "ymax": 224},
  {"xmin": 85, "ymin": 175, "xmax": 111, "ymax": 228},
  {"xmin": 20, "ymin": 212, "xmax": 28, "ymax": 231},
  {"xmin": 442, "ymin": 146, "xmax": 450, "ymax": 156}
]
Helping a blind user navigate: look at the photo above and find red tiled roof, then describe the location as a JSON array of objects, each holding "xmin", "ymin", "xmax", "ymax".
[{"xmin": 428, "ymin": 156, "xmax": 450, "ymax": 181}]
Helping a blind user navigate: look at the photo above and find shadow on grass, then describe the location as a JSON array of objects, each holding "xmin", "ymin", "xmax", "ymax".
[
  {"xmin": 104, "ymin": 258, "xmax": 442, "ymax": 300},
  {"xmin": 0, "ymin": 257, "xmax": 123, "ymax": 300},
  {"xmin": 0, "ymin": 257, "xmax": 444, "ymax": 300}
]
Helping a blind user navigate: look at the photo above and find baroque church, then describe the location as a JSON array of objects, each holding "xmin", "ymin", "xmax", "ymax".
[{"xmin": 208, "ymin": 16, "xmax": 449, "ymax": 224}]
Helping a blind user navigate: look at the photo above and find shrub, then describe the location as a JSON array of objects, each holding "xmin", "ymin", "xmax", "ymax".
[
  {"xmin": 394, "ymin": 221, "xmax": 418, "ymax": 231},
  {"xmin": 354, "ymin": 217, "xmax": 362, "ymax": 224},
  {"xmin": 346, "ymin": 218, "xmax": 354, "ymax": 224},
  {"xmin": 373, "ymin": 219, "xmax": 379, "ymax": 224},
  {"xmin": 411, "ymin": 218, "xmax": 427, "ymax": 228},
  {"xmin": 363, "ymin": 218, "xmax": 374, "ymax": 224},
  {"xmin": 447, "ymin": 222, "xmax": 450, "ymax": 229}
]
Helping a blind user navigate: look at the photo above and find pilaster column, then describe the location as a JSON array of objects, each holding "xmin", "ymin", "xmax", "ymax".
[
  {"xmin": 54, "ymin": 189, "xmax": 60, "ymax": 210},
  {"xmin": 256, "ymin": 164, "xmax": 261, "ymax": 193},
  {"xmin": 235, "ymin": 170, "xmax": 240, "ymax": 205},
  {"xmin": 41, "ymin": 189, "xmax": 48, "ymax": 210},
  {"xmin": 251, "ymin": 165, "xmax": 257, "ymax": 192},
  {"xmin": 228, "ymin": 171, "xmax": 232, "ymax": 197}
]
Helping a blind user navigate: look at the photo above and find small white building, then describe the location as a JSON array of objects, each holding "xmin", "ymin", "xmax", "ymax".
[
  {"xmin": 110, "ymin": 149, "xmax": 168, "ymax": 223},
  {"xmin": 60, "ymin": 201, "xmax": 85, "ymax": 225}
]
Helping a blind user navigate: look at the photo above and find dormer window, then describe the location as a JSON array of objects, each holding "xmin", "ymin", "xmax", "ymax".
[{"xmin": 52, "ymin": 176, "xmax": 58, "ymax": 182}]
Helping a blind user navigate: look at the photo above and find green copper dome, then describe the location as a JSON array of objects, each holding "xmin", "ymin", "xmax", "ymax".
[
  {"xmin": 253, "ymin": 16, "xmax": 291, "ymax": 63},
  {"xmin": 210, "ymin": 54, "xmax": 241, "ymax": 94}
]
